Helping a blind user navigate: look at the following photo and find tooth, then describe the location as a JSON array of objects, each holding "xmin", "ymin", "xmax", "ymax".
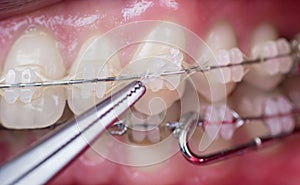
[
  {"xmin": 67, "ymin": 36, "xmax": 120, "ymax": 115},
  {"xmin": 216, "ymin": 49, "xmax": 231, "ymax": 83},
  {"xmin": 276, "ymin": 38, "xmax": 293, "ymax": 73},
  {"xmin": 264, "ymin": 98, "xmax": 282, "ymax": 135},
  {"xmin": 229, "ymin": 48, "xmax": 244, "ymax": 82},
  {"xmin": 262, "ymin": 41, "xmax": 280, "ymax": 75},
  {"xmin": 0, "ymin": 30, "xmax": 66, "ymax": 129},
  {"xmin": 4, "ymin": 69, "xmax": 19, "ymax": 104},
  {"xmin": 277, "ymin": 96, "xmax": 295, "ymax": 133},
  {"xmin": 128, "ymin": 110, "xmax": 147, "ymax": 143},
  {"xmin": 244, "ymin": 23, "xmax": 284, "ymax": 90},
  {"xmin": 123, "ymin": 23, "xmax": 185, "ymax": 115},
  {"xmin": 220, "ymin": 124, "xmax": 235, "ymax": 140},
  {"xmin": 191, "ymin": 21, "xmax": 237, "ymax": 102},
  {"xmin": 19, "ymin": 68, "xmax": 36, "ymax": 103},
  {"xmin": 147, "ymin": 127, "xmax": 161, "ymax": 143}
]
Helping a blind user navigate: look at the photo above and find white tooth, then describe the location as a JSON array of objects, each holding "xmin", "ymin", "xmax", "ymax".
[
  {"xmin": 67, "ymin": 36, "xmax": 120, "ymax": 115},
  {"xmin": 95, "ymin": 65, "xmax": 108, "ymax": 98},
  {"xmin": 128, "ymin": 110, "xmax": 147, "ymax": 143},
  {"xmin": 81, "ymin": 64, "xmax": 95, "ymax": 99},
  {"xmin": 191, "ymin": 21, "xmax": 237, "ymax": 102},
  {"xmin": 132, "ymin": 23, "xmax": 185, "ymax": 90},
  {"xmin": 216, "ymin": 50, "xmax": 231, "ymax": 83},
  {"xmin": 276, "ymin": 38, "xmax": 291, "ymax": 54},
  {"xmin": 277, "ymin": 96, "xmax": 295, "ymax": 133},
  {"xmin": 276, "ymin": 39, "xmax": 293, "ymax": 73},
  {"xmin": 147, "ymin": 127, "xmax": 161, "ymax": 143},
  {"xmin": 229, "ymin": 48, "xmax": 244, "ymax": 82},
  {"xmin": 20, "ymin": 68, "xmax": 36, "ymax": 103},
  {"xmin": 206, "ymin": 21, "xmax": 236, "ymax": 50},
  {"xmin": 245, "ymin": 23, "xmax": 283, "ymax": 90},
  {"xmin": 264, "ymin": 98, "xmax": 282, "ymax": 136},
  {"xmin": 148, "ymin": 78, "xmax": 164, "ymax": 92},
  {"xmin": 205, "ymin": 124, "xmax": 220, "ymax": 140},
  {"xmin": 220, "ymin": 124, "xmax": 235, "ymax": 140},
  {"xmin": 262, "ymin": 41, "xmax": 280, "ymax": 75},
  {"xmin": 131, "ymin": 127, "xmax": 147, "ymax": 143},
  {"xmin": 4, "ymin": 69, "xmax": 19, "ymax": 104},
  {"xmin": 1, "ymin": 30, "xmax": 66, "ymax": 129}
]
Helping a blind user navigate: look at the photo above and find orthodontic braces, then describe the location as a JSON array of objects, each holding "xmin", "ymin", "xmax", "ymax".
[
  {"xmin": 0, "ymin": 36, "xmax": 299, "ymax": 89},
  {"xmin": 1, "ymin": 36, "xmax": 300, "ymax": 165}
]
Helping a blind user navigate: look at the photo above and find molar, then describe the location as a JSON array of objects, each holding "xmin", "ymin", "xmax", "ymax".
[
  {"xmin": 67, "ymin": 35, "xmax": 120, "ymax": 115},
  {"xmin": 0, "ymin": 29, "xmax": 66, "ymax": 129}
]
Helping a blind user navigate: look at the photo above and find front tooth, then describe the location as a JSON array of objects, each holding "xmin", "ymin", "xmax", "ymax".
[
  {"xmin": 244, "ymin": 23, "xmax": 284, "ymax": 91},
  {"xmin": 1, "ymin": 30, "xmax": 66, "ymax": 129},
  {"xmin": 67, "ymin": 36, "xmax": 120, "ymax": 115},
  {"xmin": 124, "ymin": 23, "xmax": 186, "ymax": 115}
]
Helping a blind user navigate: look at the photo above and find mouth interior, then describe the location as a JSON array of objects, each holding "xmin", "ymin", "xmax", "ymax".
[{"xmin": 1, "ymin": 1, "xmax": 300, "ymax": 185}]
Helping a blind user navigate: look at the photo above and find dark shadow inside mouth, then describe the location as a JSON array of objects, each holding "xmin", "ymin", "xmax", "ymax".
[{"xmin": 0, "ymin": 0, "xmax": 63, "ymax": 20}]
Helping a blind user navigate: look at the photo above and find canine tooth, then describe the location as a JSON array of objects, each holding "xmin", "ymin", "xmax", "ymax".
[
  {"xmin": 67, "ymin": 36, "xmax": 120, "ymax": 115},
  {"xmin": 125, "ymin": 23, "xmax": 185, "ymax": 115},
  {"xmin": 1, "ymin": 30, "xmax": 66, "ymax": 129}
]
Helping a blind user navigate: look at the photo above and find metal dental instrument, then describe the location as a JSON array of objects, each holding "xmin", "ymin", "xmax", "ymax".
[
  {"xmin": 0, "ymin": 81, "xmax": 146, "ymax": 185},
  {"xmin": 178, "ymin": 110, "xmax": 300, "ymax": 165}
]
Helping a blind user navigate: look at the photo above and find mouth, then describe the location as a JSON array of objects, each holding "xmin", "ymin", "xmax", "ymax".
[{"xmin": 1, "ymin": 0, "xmax": 300, "ymax": 185}]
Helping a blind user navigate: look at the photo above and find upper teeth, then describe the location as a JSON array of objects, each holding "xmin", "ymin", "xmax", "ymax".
[
  {"xmin": 67, "ymin": 35, "xmax": 121, "ymax": 115},
  {"xmin": 121, "ymin": 23, "xmax": 186, "ymax": 115},
  {"xmin": 0, "ymin": 30, "xmax": 66, "ymax": 129}
]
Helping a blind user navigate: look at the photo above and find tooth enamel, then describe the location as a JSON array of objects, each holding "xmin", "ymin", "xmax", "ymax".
[
  {"xmin": 277, "ymin": 96, "xmax": 295, "ymax": 133},
  {"xmin": 220, "ymin": 124, "xmax": 235, "ymax": 140},
  {"xmin": 121, "ymin": 23, "xmax": 186, "ymax": 115},
  {"xmin": 0, "ymin": 30, "xmax": 66, "ymax": 129},
  {"xmin": 4, "ymin": 69, "xmax": 19, "ymax": 104},
  {"xmin": 245, "ymin": 23, "xmax": 284, "ymax": 90},
  {"xmin": 191, "ymin": 21, "xmax": 238, "ymax": 102},
  {"xmin": 264, "ymin": 98, "xmax": 282, "ymax": 135},
  {"xmin": 229, "ymin": 48, "xmax": 244, "ymax": 82},
  {"xmin": 263, "ymin": 41, "xmax": 280, "ymax": 75},
  {"xmin": 67, "ymin": 36, "xmax": 120, "ymax": 115},
  {"xmin": 276, "ymin": 39, "xmax": 293, "ymax": 73},
  {"xmin": 147, "ymin": 127, "xmax": 161, "ymax": 143}
]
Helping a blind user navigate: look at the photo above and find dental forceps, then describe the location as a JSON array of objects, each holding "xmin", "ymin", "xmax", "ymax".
[{"xmin": 0, "ymin": 81, "xmax": 146, "ymax": 185}]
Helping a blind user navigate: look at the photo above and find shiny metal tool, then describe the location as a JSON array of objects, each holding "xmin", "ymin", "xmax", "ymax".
[
  {"xmin": 0, "ymin": 81, "xmax": 146, "ymax": 185},
  {"xmin": 178, "ymin": 111, "xmax": 300, "ymax": 165}
]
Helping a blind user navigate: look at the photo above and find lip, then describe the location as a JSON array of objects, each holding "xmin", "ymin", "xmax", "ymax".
[{"xmin": 0, "ymin": 1, "xmax": 300, "ymax": 185}]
